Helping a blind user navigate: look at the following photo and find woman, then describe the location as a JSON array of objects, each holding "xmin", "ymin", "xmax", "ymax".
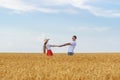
[{"xmin": 43, "ymin": 39, "xmax": 57, "ymax": 56}]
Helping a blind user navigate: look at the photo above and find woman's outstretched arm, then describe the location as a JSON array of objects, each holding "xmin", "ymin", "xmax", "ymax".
[
  {"xmin": 58, "ymin": 43, "xmax": 71, "ymax": 47},
  {"xmin": 50, "ymin": 45, "xmax": 59, "ymax": 47}
]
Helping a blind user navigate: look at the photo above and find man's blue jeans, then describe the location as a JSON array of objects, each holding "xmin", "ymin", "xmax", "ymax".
[{"xmin": 68, "ymin": 52, "xmax": 74, "ymax": 56}]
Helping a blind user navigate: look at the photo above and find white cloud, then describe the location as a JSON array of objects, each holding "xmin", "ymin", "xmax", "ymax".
[
  {"xmin": 0, "ymin": 0, "xmax": 34, "ymax": 12},
  {"xmin": 70, "ymin": 0, "xmax": 120, "ymax": 17},
  {"xmin": 0, "ymin": 0, "xmax": 59, "ymax": 13},
  {"xmin": 0, "ymin": 0, "xmax": 120, "ymax": 17},
  {"xmin": 69, "ymin": 27, "xmax": 111, "ymax": 32},
  {"xmin": 86, "ymin": 7, "xmax": 120, "ymax": 17}
]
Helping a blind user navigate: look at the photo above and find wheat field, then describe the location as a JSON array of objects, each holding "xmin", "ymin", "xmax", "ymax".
[{"xmin": 1, "ymin": 53, "xmax": 120, "ymax": 80}]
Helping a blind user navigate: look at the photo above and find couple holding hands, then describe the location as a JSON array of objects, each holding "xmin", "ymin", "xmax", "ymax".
[{"xmin": 43, "ymin": 35, "xmax": 77, "ymax": 56}]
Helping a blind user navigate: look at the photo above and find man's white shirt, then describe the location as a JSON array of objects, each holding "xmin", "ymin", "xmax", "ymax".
[{"xmin": 68, "ymin": 41, "xmax": 76, "ymax": 53}]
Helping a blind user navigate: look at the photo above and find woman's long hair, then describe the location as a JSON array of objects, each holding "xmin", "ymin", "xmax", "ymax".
[{"xmin": 43, "ymin": 40, "xmax": 48, "ymax": 54}]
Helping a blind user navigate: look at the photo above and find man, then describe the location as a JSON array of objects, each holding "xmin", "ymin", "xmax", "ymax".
[{"xmin": 59, "ymin": 35, "xmax": 77, "ymax": 56}]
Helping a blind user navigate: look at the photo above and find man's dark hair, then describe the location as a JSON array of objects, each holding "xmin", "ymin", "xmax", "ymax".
[{"xmin": 73, "ymin": 35, "xmax": 77, "ymax": 39}]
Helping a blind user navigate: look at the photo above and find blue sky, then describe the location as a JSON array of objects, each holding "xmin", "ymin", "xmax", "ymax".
[{"xmin": 0, "ymin": 0, "xmax": 120, "ymax": 53}]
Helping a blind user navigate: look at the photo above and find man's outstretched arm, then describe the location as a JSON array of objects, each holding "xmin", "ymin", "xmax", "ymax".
[{"xmin": 59, "ymin": 43, "xmax": 71, "ymax": 47}]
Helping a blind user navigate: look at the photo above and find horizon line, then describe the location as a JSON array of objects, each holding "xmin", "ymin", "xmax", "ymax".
[{"xmin": 0, "ymin": 52, "xmax": 120, "ymax": 54}]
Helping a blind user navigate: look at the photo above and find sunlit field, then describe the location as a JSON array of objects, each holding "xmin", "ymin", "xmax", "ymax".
[{"xmin": 1, "ymin": 53, "xmax": 120, "ymax": 80}]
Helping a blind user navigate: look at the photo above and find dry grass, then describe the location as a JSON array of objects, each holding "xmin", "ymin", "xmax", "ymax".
[{"xmin": 1, "ymin": 53, "xmax": 120, "ymax": 80}]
